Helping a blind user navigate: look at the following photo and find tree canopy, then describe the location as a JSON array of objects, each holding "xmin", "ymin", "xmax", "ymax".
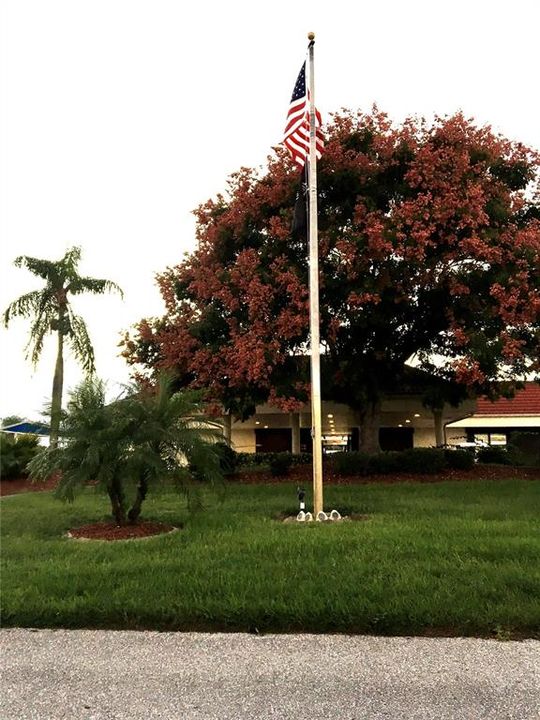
[{"xmin": 122, "ymin": 109, "xmax": 540, "ymax": 448}]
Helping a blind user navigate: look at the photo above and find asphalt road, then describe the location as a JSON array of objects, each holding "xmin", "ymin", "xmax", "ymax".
[{"xmin": 1, "ymin": 630, "xmax": 539, "ymax": 719}]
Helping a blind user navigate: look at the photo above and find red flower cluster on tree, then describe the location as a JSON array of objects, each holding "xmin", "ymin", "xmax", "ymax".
[{"xmin": 122, "ymin": 108, "xmax": 540, "ymax": 435}]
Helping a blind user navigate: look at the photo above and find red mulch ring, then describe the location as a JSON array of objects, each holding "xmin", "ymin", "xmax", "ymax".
[
  {"xmin": 67, "ymin": 521, "xmax": 178, "ymax": 541},
  {"xmin": 235, "ymin": 463, "xmax": 540, "ymax": 485},
  {"xmin": 0, "ymin": 475, "xmax": 59, "ymax": 496}
]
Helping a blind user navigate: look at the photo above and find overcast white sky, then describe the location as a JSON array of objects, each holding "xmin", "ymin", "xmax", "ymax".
[{"xmin": 1, "ymin": 0, "xmax": 539, "ymax": 420}]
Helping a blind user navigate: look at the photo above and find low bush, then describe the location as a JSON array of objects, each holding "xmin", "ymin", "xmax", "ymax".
[
  {"xmin": 477, "ymin": 446, "xmax": 513, "ymax": 465},
  {"xmin": 0, "ymin": 434, "xmax": 41, "ymax": 479},
  {"xmin": 508, "ymin": 432, "xmax": 540, "ymax": 467},
  {"xmin": 236, "ymin": 452, "xmax": 267, "ymax": 467},
  {"xmin": 445, "ymin": 449, "xmax": 475, "ymax": 470},
  {"xmin": 236, "ymin": 451, "xmax": 311, "ymax": 468},
  {"xmin": 333, "ymin": 448, "xmax": 447, "ymax": 476},
  {"xmin": 399, "ymin": 448, "xmax": 447, "ymax": 474},
  {"xmin": 332, "ymin": 452, "xmax": 372, "ymax": 476},
  {"xmin": 369, "ymin": 452, "xmax": 405, "ymax": 475},
  {"xmin": 269, "ymin": 453, "xmax": 293, "ymax": 477},
  {"xmin": 290, "ymin": 452, "xmax": 312, "ymax": 466}
]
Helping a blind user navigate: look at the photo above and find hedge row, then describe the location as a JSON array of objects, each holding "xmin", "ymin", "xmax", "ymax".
[
  {"xmin": 230, "ymin": 447, "xmax": 476, "ymax": 477},
  {"xmin": 223, "ymin": 441, "xmax": 536, "ymax": 478},
  {"xmin": 235, "ymin": 451, "xmax": 312, "ymax": 468},
  {"xmin": 331, "ymin": 448, "xmax": 475, "ymax": 476}
]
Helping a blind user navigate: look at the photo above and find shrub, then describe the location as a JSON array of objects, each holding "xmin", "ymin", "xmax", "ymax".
[
  {"xmin": 397, "ymin": 448, "xmax": 447, "ymax": 474},
  {"xmin": 333, "ymin": 448, "xmax": 448, "ymax": 476},
  {"xmin": 0, "ymin": 434, "xmax": 40, "ymax": 479},
  {"xmin": 290, "ymin": 452, "xmax": 312, "ymax": 466},
  {"xmin": 236, "ymin": 451, "xmax": 312, "ymax": 468},
  {"xmin": 236, "ymin": 452, "xmax": 268, "ymax": 467},
  {"xmin": 269, "ymin": 453, "xmax": 293, "ymax": 477},
  {"xmin": 445, "ymin": 449, "xmax": 475, "ymax": 471},
  {"xmin": 477, "ymin": 446, "xmax": 513, "ymax": 465},
  {"xmin": 369, "ymin": 452, "xmax": 404, "ymax": 474},
  {"xmin": 332, "ymin": 452, "xmax": 372, "ymax": 476},
  {"xmin": 508, "ymin": 432, "xmax": 540, "ymax": 467},
  {"xmin": 28, "ymin": 375, "xmax": 223, "ymax": 526}
]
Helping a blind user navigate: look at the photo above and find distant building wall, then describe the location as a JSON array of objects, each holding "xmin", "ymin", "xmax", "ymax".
[
  {"xmin": 231, "ymin": 428, "xmax": 256, "ymax": 453},
  {"xmin": 445, "ymin": 428, "xmax": 468, "ymax": 446},
  {"xmin": 413, "ymin": 428, "xmax": 435, "ymax": 448}
]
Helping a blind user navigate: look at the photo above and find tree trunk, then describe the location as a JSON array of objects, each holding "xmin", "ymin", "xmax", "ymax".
[
  {"xmin": 108, "ymin": 480, "xmax": 127, "ymax": 526},
  {"xmin": 290, "ymin": 412, "xmax": 300, "ymax": 455},
  {"xmin": 433, "ymin": 407, "xmax": 445, "ymax": 447},
  {"xmin": 360, "ymin": 400, "xmax": 382, "ymax": 454},
  {"xmin": 127, "ymin": 475, "xmax": 149, "ymax": 524},
  {"xmin": 222, "ymin": 412, "xmax": 232, "ymax": 443},
  {"xmin": 49, "ymin": 323, "xmax": 64, "ymax": 450}
]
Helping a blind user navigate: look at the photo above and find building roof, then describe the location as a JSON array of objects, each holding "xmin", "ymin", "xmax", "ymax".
[
  {"xmin": 475, "ymin": 383, "xmax": 540, "ymax": 416},
  {"xmin": 1, "ymin": 420, "xmax": 50, "ymax": 436}
]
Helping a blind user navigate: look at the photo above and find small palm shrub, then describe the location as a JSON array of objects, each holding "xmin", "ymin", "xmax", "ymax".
[{"xmin": 29, "ymin": 375, "xmax": 223, "ymax": 525}]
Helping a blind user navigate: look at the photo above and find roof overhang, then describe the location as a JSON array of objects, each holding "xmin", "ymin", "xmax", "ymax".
[
  {"xmin": 1, "ymin": 421, "xmax": 50, "ymax": 436},
  {"xmin": 447, "ymin": 416, "xmax": 540, "ymax": 428}
]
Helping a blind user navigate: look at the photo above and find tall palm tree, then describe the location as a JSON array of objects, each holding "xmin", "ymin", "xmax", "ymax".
[{"xmin": 3, "ymin": 246, "xmax": 123, "ymax": 448}]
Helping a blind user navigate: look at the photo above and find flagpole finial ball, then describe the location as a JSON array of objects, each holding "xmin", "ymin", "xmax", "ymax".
[{"xmin": 308, "ymin": 32, "xmax": 315, "ymax": 40}]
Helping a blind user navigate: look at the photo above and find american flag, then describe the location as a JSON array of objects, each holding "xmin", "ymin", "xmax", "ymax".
[{"xmin": 284, "ymin": 62, "xmax": 324, "ymax": 169}]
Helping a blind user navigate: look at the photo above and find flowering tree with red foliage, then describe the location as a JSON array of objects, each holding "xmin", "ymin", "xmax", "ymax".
[{"xmin": 122, "ymin": 110, "xmax": 540, "ymax": 452}]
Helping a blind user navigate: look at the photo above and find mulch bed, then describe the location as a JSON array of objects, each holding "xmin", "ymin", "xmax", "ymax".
[
  {"xmin": 67, "ymin": 521, "xmax": 177, "ymax": 541},
  {"xmin": 235, "ymin": 463, "xmax": 540, "ymax": 485},
  {"xmin": 0, "ymin": 475, "xmax": 59, "ymax": 496}
]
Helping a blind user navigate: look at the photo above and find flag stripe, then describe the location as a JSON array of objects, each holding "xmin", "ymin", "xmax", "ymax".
[{"xmin": 283, "ymin": 61, "xmax": 325, "ymax": 169}]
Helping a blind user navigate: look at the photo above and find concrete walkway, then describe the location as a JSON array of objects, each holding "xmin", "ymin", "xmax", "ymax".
[{"xmin": 1, "ymin": 630, "xmax": 538, "ymax": 719}]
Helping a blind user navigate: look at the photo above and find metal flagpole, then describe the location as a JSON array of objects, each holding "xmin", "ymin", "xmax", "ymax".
[{"xmin": 307, "ymin": 32, "xmax": 324, "ymax": 517}]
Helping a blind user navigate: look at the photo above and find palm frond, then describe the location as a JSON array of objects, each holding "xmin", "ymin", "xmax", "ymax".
[
  {"xmin": 68, "ymin": 276, "xmax": 124, "ymax": 299},
  {"xmin": 60, "ymin": 246, "xmax": 82, "ymax": 271},
  {"xmin": 3, "ymin": 290, "xmax": 43, "ymax": 326},
  {"xmin": 67, "ymin": 311, "xmax": 96, "ymax": 374},
  {"xmin": 26, "ymin": 312, "xmax": 54, "ymax": 366},
  {"xmin": 13, "ymin": 255, "xmax": 59, "ymax": 280}
]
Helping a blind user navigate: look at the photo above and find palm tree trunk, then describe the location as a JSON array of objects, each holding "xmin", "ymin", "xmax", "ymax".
[
  {"xmin": 49, "ymin": 325, "xmax": 64, "ymax": 450},
  {"xmin": 108, "ymin": 479, "xmax": 127, "ymax": 526},
  {"xmin": 127, "ymin": 474, "xmax": 149, "ymax": 524}
]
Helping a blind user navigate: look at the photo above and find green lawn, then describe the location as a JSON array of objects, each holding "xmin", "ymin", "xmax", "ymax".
[{"xmin": 1, "ymin": 479, "xmax": 539, "ymax": 638}]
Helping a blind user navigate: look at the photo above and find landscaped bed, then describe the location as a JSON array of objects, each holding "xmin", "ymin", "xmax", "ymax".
[
  {"xmin": 1, "ymin": 479, "xmax": 539, "ymax": 638},
  {"xmin": 234, "ymin": 462, "xmax": 540, "ymax": 485}
]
